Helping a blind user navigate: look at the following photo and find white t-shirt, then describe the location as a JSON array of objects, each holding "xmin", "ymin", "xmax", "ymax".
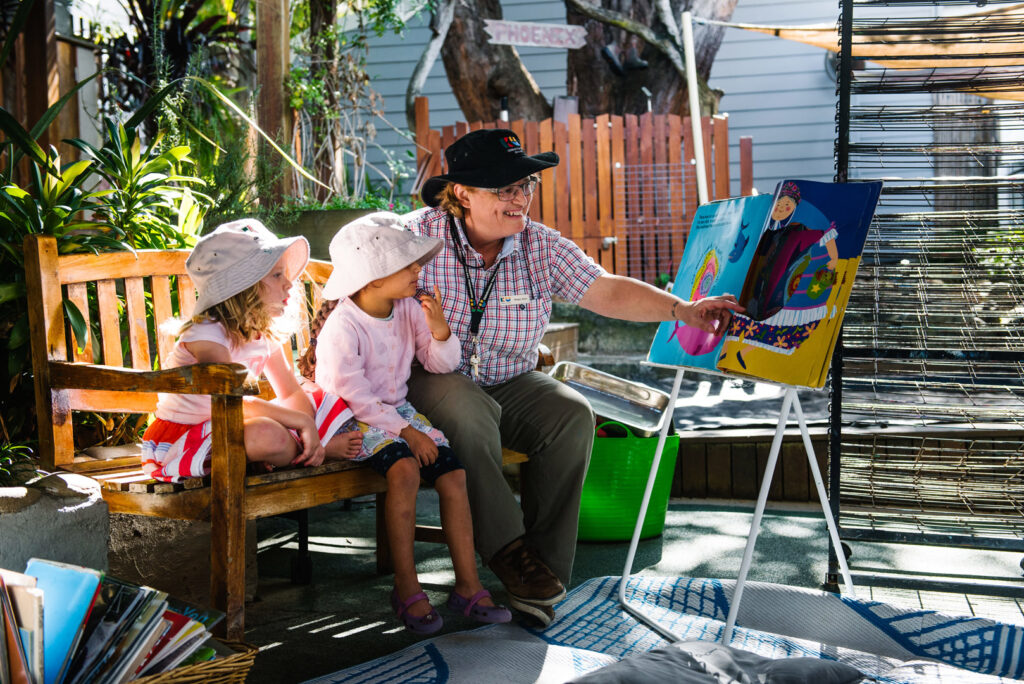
[{"xmin": 155, "ymin": 320, "xmax": 276, "ymax": 425}]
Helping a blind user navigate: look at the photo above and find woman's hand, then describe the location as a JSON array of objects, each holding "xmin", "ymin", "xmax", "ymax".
[
  {"xmin": 679, "ymin": 295, "xmax": 745, "ymax": 334},
  {"xmin": 418, "ymin": 286, "xmax": 451, "ymax": 341},
  {"xmin": 400, "ymin": 425, "xmax": 438, "ymax": 466},
  {"xmin": 292, "ymin": 418, "xmax": 326, "ymax": 467}
]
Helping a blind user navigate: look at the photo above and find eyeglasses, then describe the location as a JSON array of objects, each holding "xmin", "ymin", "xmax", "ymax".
[{"xmin": 485, "ymin": 177, "xmax": 539, "ymax": 201}]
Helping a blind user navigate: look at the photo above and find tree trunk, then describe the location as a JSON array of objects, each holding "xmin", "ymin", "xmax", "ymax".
[
  {"xmin": 566, "ymin": 0, "xmax": 735, "ymax": 117},
  {"xmin": 309, "ymin": 0, "xmax": 342, "ymax": 200},
  {"xmin": 437, "ymin": 0, "xmax": 735, "ymax": 120},
  {"xmin": 441, "ymin": 0, "xmax": 552, "ymax": 122}
]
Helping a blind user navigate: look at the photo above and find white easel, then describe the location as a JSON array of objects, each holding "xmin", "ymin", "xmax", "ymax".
[
  {"xmin": 615, "ymin": 11, "xmax": 854, "ymax": 645},
  {"xmin": 616, "ymin": 365, "xmax": 856, "ymax": 644}
]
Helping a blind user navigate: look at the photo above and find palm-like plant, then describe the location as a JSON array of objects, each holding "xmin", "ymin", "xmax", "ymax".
[{"xmin": 69, "ymin": 119, "xmax": 208, "ymax": 249}]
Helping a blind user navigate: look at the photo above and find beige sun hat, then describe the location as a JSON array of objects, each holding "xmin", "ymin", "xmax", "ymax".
[
  {"xmin": 186, "ymin": 218, "xmax": 310, "ymax": 314},
  {"xmin": 322, "ymin": 211, "xmax": 443, "ymax": 300}
]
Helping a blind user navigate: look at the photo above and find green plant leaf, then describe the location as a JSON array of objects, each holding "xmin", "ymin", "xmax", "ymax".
[
  {"xmin": 28, "ymin": 72, "xmax": 100, "ymax": 143},
  {"xmin": 0, "ymin": 0, "xmax": 35, "ymax": 72},
  {"xmin": 125, "ymin": 81, "xmax": 184, "ymax": 131},
  {"xmin": 63, "ymin": 299, "xmax": 89, "ymax": 353},
  {"xmin": 0, "ymin": 281, "xmax": 24, "ymax": 305},
  {"xmin": 7, "ymin": 316, "xmax": 28, "ymax": 350},
  {"xmin": 0, "ymin": 108, "xmax": 55, "ymax": 174}
]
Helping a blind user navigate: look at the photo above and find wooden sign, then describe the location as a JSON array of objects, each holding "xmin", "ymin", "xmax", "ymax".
[{"xmin": 483, "ymin": 19, "xmax": 587, "ymax": 50}]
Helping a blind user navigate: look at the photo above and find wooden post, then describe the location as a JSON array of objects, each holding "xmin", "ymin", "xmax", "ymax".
[
  {"xmin": 23, "ymin": 0, "xmax": 59, "ymax": 148},
  {"xmin": 414, "ymin": 96, "xmax": 431, "ymax": 176},
  {"xmin": 740, "ymin": 136, "xmax": 754, "ymax": 196},
  {"xmin": 257, "ymin": 0, "xmax": 291, "ymax": 202},
  {"xmin": 713, "ymin": 114, "xmax": 730, "ymax": 200}
]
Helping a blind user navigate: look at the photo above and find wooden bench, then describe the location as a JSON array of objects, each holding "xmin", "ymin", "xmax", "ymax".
[{"xmin": 23, "ymin": 234, "xmax": 530, "ymax": 641}]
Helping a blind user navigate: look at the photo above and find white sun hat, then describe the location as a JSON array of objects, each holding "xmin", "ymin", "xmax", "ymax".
[
  {"xmin": 322, "ymin": 211, "xmax": 443, "ymax": 300},
  {"xmin": 186, "ymin": 218, "xmax": 310, "ymax": 315}
]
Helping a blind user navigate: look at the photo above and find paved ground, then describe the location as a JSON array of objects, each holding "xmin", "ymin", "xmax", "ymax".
[{"xmin": 241, "ymin": 494, "xmax": 1024, "ymax": 683}]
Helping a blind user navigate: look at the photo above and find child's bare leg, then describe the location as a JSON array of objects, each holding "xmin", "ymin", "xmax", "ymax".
[
  {"xmin": 244, "ymin": 417, "xmax": 297, "ymax": 468},
  {"xmin": 435, "ymin": 469, "xmax": 495, "ymax": 607},
  {"xmin": 386, "ymin": 457, "xmax": 431, "ymax": 617},
  {"xmin": 324, "ymin": 430, "xmax": 363, "ymax": 461}
]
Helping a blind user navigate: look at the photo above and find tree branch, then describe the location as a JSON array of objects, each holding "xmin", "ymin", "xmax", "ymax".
[
  {"xmin": 406, "ymin": 0, "xmax": 457, "ymax": 130},
  {"xmin": 564, "ymin": 0, "xmax": 687, "ymax": 77}
]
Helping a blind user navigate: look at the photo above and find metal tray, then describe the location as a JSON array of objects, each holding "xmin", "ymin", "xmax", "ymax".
[{"xmin": 549, "ymin": 361, "xmax": 672, "ymax": 437}]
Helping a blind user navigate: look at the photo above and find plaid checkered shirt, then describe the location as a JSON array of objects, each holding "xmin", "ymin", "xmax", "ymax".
[{"xmin": 406, "ymin": 207, "xmax": 606, "ymax": 386}]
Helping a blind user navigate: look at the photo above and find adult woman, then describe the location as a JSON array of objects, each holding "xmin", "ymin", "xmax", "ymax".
[{"xmin": 404, "ymin": 129, "xmax": 742, "ymax": 626}]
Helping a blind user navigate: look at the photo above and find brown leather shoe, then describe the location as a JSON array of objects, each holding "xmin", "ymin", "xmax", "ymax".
[
  {"xmin": 510, "ymin": 598, "xmax": 555, "ymax": 628},
  {"xmin": 487, "ymin": 538, "xmax": 566, "ymax": 605}
]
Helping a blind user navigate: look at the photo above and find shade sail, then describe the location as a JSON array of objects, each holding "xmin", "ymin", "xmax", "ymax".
[{"xmin": 715, "ymin": 3, "xmax": 1024, "ymax": 101}]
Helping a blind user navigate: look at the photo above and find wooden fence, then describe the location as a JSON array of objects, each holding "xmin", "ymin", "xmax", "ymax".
[{"xmin": 412, "ymin": 96, "xmax": 754, "ymax": 282}]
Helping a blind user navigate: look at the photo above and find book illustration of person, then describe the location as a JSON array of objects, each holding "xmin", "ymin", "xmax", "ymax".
[
  {"xmin": 721, "ymin": 181, "xmax": 840, "ymax": 369},
  {"xmin": 668, "ymin": 249, "xmax": 724, "ymax": 356}
]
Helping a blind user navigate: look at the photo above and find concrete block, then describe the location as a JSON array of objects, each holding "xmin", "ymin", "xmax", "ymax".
[
  {"xmin": 0, "ymin": 473, "xmax": 109, "ymax": 572},
  {"xmin": 108, "ymin": 515, "xmax": 259, "ymax": 606}
]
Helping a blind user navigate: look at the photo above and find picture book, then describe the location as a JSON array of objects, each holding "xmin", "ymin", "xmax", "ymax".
[
  {"xmin": 647, "ymin": 179, "xmax": 883, "ymax": 388},
  {"xmin": 0, "ymin": 570, "xmax": 43, "ymax": 684},
  {"xmin": 163, "ymin": 597, "xmax": 224, "ymax": 632},
  {"xmin": 66, "ymin": 576, "xmax": 156, "ymax": 684},
  {"xmin": 1, "ymin": 577, "xmax": 32, "ymax": 684},
  {"xmin": 23, "ymin": 559, "xmax": 103, "ymax": 684},
  {"xmin": 88, "ymin": 588, "xmax": 166, "ymax": 684}
]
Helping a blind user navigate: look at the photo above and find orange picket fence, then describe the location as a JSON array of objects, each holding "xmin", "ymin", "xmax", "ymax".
[{"xmin": 412, "ymin": 96, "xmax": 754, "ymax": 282}]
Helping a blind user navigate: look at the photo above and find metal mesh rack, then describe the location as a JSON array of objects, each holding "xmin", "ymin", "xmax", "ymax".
[
  {"xmin": 829, "ymin": 0, "xmax": 1024, "ymax": 594},
  {"xmin": 613, "ymin": 162, "xmax": 690, "ymax": 284}
]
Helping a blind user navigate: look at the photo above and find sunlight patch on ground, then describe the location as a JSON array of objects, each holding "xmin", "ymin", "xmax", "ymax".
[
  {"xmin": 289, "ymin": 616, "xmax": 340, "ymax": 631},
  {"xmin": 333, "ymin": 621, "xmax": 388, "ymax": 639},
  {"xmin": 310, "ymin": 617, "xmax": 360, "ymax": 634}
]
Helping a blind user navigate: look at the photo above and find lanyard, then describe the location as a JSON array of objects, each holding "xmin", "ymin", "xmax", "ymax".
[
  {"xmin": 448, "ymin": 216, "xmax": 502, "ymax": 336},
  {"xmin": 448, "ymin": 215, "xmax": 502, "ymax": 381}
]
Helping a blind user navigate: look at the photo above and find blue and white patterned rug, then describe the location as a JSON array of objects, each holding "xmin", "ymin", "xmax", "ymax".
[{"xmin": 305, "ymin": 576, "xmax": 1024, "ymax": 683}]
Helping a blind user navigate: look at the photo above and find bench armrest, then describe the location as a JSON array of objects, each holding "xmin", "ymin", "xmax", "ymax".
[{"xmin": 48, "ymin": 361, "xmax": 259, "ymax": 396}]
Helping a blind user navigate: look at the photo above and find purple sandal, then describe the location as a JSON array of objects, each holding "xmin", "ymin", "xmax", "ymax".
[
  {"xmin": 391, "ymin": 589, "xmax": 444, "ymax": 635},
  {"xmin": 447, "ymin": 589, "xmax": 512, "ymax": 624}
]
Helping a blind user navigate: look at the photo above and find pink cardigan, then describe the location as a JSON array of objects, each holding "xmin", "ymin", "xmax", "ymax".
[{"xmin": 314, "ymin": 297, "xmax": 460, "ymax": 435}]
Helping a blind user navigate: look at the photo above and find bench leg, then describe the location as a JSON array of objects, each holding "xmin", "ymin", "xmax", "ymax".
[
  {"xmin": 210, "ymin": 395, "xmax": 247, "ymax": 642},
  {"xmin": 290, "ymin": 509, "xmax": 313, "ymax": 585},
  {"xmin": 375, "ymin": 492, "xmax": 392, "ymax": 575}
]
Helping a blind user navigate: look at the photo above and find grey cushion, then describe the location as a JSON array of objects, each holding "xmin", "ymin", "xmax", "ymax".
[{"xmin": 570, "ymin": 640, "xmax": 864, "ymax": 684}]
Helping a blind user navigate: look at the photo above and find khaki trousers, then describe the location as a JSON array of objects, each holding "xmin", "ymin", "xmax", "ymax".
[{"xmin": 406, "ymin": 367, "xmax": 594, "ymax": 584}]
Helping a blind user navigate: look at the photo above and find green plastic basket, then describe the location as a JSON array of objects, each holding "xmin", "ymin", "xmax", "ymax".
[{"xmin": 578, "ymin": 421, "xmax": 680, "ymax": 542}]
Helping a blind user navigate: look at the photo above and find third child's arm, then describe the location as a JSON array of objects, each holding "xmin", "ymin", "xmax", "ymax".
[
  {"xmin": 413, "ymin": 288, "xmax": 460, "ymax": 373},
  {"xmin": 186, "ymin": 339, "xmax": 325, "ymax": 466}
]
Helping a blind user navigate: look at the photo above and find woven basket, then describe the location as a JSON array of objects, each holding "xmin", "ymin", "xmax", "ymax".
[{"xmin": 130, "ymin": 640, "xmax": 257, "ymax": 684}]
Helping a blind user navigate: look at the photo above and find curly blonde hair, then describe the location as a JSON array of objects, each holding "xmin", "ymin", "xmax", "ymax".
[
  {"xmin": 436, "ymin": 182, "xmax": 467, "ymax": 219},
  {"xmin": 178, "ymin": 281, "xmax": 282, "ymax": 347}
]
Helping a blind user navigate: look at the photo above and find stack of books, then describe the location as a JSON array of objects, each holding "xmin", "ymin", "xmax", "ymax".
[{"xmin": 1, "ymin": 559, "xmax": 230, "ymax": 684}]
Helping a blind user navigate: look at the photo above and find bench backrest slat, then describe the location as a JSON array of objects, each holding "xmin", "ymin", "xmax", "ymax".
[
  {"xmin": 151, "ymin": 275, "xmax": 176, "ymax": 363},
  {"xmin": 66, "ymin": 282, "xmax": 93, "ymax": 363},
  {"xmin": 25, "ymin": 235, "xmax": 333, "ymax": 471},
  {"xmin": 124, "ymin": 276, "xmax": 151, "ymax": 369}
]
